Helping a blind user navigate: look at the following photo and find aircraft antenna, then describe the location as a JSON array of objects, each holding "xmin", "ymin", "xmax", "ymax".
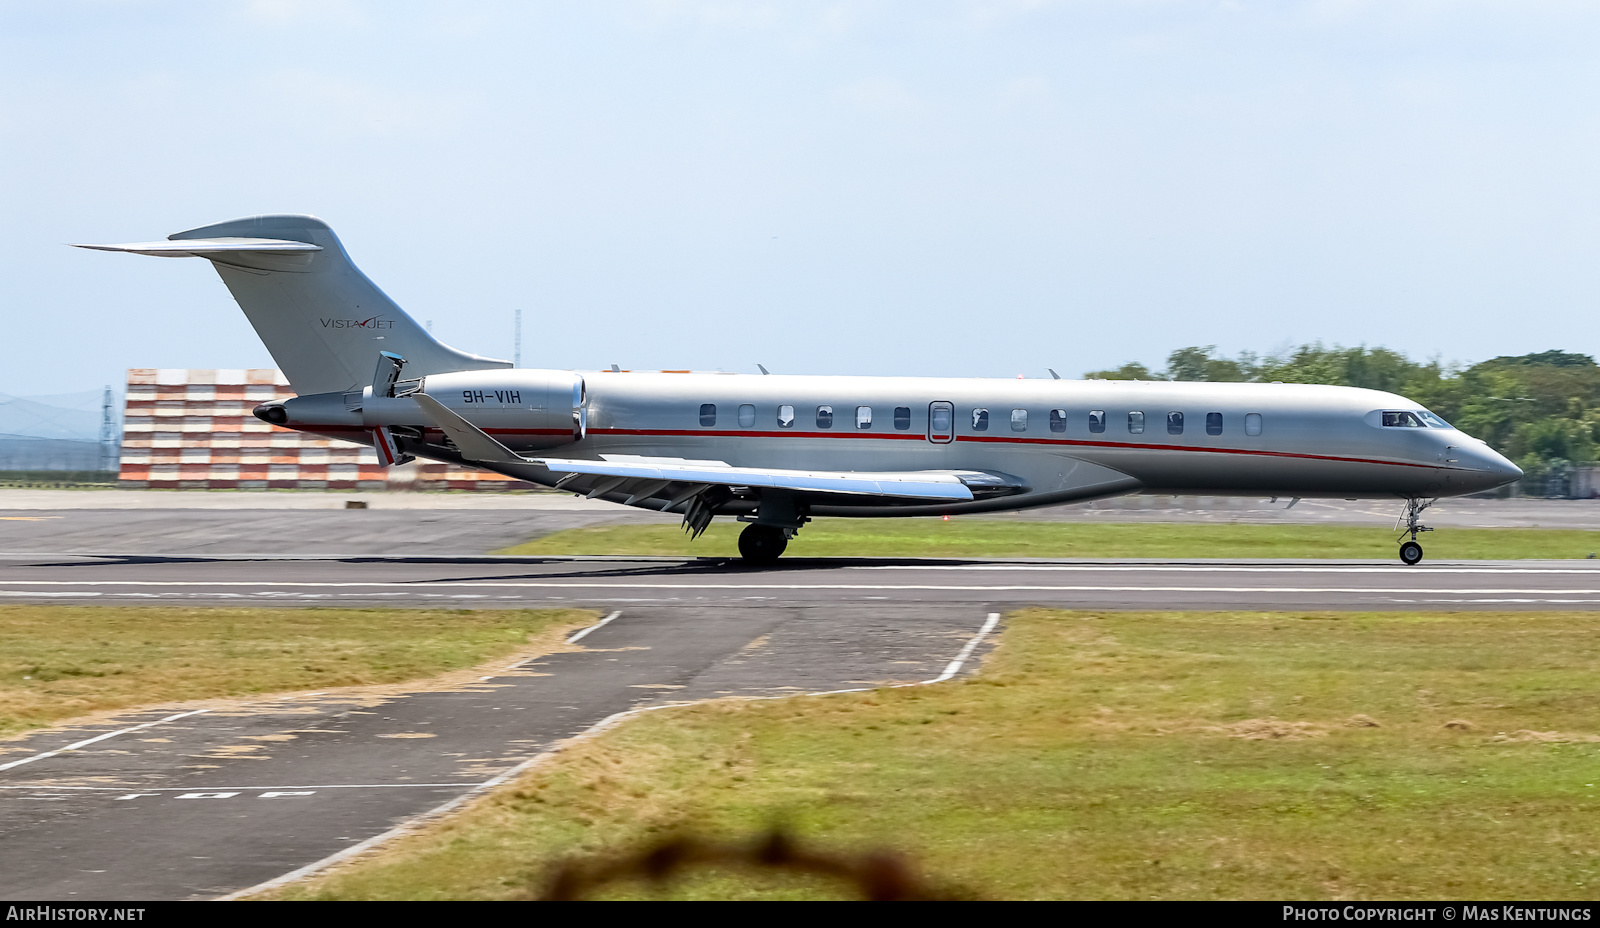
[{"xmin": 1048, "ymin": 368, "xmax": 1061, "ymax": 380}]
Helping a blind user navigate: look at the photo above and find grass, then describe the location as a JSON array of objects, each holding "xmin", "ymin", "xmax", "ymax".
[
  {"xmin": 0, "ymin": 605, "xmax": 594, "ymax": 739},
  {"xmin": 271, "ymin": 608, "xmax": 1600, "ymax": 901},
  {"xmin": 0, "ymin": 470, "xmax": 118, "ymax": 488},
  {"xmin": 498, "ymin": 519, "xmax": 1600, "ymax": 560}
]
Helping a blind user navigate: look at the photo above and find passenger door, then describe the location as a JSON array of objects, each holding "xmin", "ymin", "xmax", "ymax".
[{"xmin": 928, "ymin": 401, "xmax": 954, "ymax": 444}]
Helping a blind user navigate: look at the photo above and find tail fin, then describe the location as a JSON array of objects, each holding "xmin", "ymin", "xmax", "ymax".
[{"xmin": 77, "ymin": 214, "xmax": 510, "ymax": 395}]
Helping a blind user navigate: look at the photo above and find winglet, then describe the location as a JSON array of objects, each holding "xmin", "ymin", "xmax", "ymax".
[{"xmin": 412, "ymin": 393, "xmax": 525, "ymax": 465}]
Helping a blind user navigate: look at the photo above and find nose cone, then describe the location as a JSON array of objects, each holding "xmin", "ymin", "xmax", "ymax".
[{"xmin": 1456, "ymin": 442, "xmax": 1522, "ymax": 491}]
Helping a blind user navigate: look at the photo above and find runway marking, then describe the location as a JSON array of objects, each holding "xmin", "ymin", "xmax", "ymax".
[
  {"xmin": 3, "ymin": 580, "xmax": 1600, "ymax": 596},
  {"xmin": 565, "ymin": 609, "xmax": 622, "ymax": 644},
  {"xmin": 0, "ymin": 783, "xmax": 480, "ymax": 791},
  {"xmin": 923, "ymin": 612, "xmax": 1001, "ymax": 684},
  {"xmin": 849, "ymin": 565, "xmax": 1600, "ymax": 575},
  {"xmin": 0, "ymin": 709, "xmax": 209, "ymax": 772}
]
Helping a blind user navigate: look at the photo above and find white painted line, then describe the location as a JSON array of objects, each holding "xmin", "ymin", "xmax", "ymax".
[
  {"xmin": 260, "ymin": 791, "xmax": 316, "ymax": 798},
  {"xmin": 566, "ymin": 610, "xmax": 623, "ymax": 644},
  {"xmin": 0, "ymin": 709, "xmax": 209, "ymax": 772},
  {"xmin": 0, "ymin": 783, "xmax": 478, "ymax": 792},
  {"xmin": 849, "ymin": 565, "xmax": 1600, "ymax": 575},
  {"xmin": 6, "ymin": 580, "xmax": 1600, "ymax": 595},
  {"xmin": 924, "ymin": 613, "xmax": 1002, "ymax": 684},
  {"xmin": 216, "ymin": 748, "xmax": 570, "ymax": 901},
  {"xmin": 177, "ymin": 791, "xmax": 240, "ymax": 799}
]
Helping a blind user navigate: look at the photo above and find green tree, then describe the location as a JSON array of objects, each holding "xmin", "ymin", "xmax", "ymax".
[
  {"xmin": 1084, "ymin": 362, "xmax": 1164, "ymax": 381},
  {"xmin": 1081, "ymin": 343, "xmax": 1600, "ymax": 485}
]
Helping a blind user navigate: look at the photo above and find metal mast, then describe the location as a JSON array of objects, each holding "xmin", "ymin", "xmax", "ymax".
[{"xmin": 99, "ymin": 384, "xmax": 117, "ymax": 474}]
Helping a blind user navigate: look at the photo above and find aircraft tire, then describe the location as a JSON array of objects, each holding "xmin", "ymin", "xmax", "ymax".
[
  {"xmin": 738, "ymin": 524, "xmax": 788, "ymax": 565},
  {"xmin": 1399, "ymin": 541, "xmax": 1423, "ymax": 565}
]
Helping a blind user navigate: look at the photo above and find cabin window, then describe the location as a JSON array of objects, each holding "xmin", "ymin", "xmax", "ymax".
[
  {"xmin": 856, "ymin": 406, "xmax": 873, "ymax": 429},
  {"xmin": 894, "ymin": 407, "xmax": 911, "ymax": 430},
  {"xmin": 1088, "ymin": 410, "xmax": 1106, "ymax": 433},
  {"xmin": 1128, "ymin": 411, "xmax": 1145, "ymax": 434},
  {"xmin": 1050, "ymin": 409, "xmax": 1067, "ymax": 433},
  {"xmin": 817, "ymin": 405, "xmax": 834, "ymax": 429},
  {"xmin": 738, "ymin": 404, "xmax": 756, "ymax": 428},
  {"xmin": 1167, "ymin": 411, "xmax": 1183, "ymax": 435},
  {"xmin": 778, "ymin": 405, "xmax": 795, "ymax": 428},
  {"xmin": 1011, "ymin": 408, "xmax": 1028, "ymax": 432},
  {"xmin": 1382, "ymin": 411, "xmax": 1426, "ymax": 428},
  {"xmin": 699, "ymin": 404, "xmax": 716, "ymax": 427},
  {"xmin": 1206, "ymin": 412, "xmax": 1223, "ymax": 435},
  {"xmin": 972, "ymin": 408, "xmax": 989, "ymax": 431},
  {"xmin": 929, "ymin": 403, "xmax": 953, "ymax": 436},
  {"xmin": 1244, "ymin": 413, "xmax": 1262, "ymax": 436}
]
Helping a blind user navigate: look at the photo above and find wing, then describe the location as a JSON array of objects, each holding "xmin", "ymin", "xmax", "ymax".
[
  {"xmin": 535, "ymin": 455, "xmax": 980, "ymax": 501},
  {"xmin": 408, "ymin": 393, "xmax": 1026, "ymax": 529}
]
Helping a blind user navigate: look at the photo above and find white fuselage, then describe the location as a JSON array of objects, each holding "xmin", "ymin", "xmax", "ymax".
[{"xmin": 282, "ymin": 369, "xmax": 1522, "ymax": 517}]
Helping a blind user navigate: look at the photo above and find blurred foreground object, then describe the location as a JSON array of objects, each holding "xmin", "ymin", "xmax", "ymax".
[{"xmin": 535, "ymin": 828, "xmax": 974, "ymax": 901}]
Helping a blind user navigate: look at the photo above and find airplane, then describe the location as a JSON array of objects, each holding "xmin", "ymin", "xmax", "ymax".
[{"xmin": 77, "ymin": 214, "xmax": 1523, "ymax": 566}]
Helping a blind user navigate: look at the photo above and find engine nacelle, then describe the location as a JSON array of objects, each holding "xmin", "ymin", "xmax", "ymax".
[{"xmin": 255, "ymin": 368, "xmax": 587, "ymax": 453}]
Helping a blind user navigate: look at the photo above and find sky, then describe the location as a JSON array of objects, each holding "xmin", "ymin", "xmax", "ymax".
[{"xmin": 3, "ymin": 0, "xmax": 1599, "ymax": 395}]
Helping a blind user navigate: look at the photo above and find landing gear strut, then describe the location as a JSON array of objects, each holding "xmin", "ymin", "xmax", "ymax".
[
  {"xmin": 1396, "ymin": 498, "xmax": 1435, "ymax": 565},
  {"xmin": 738, "ymin": 523, "xmax": 789, "ymax": 565}
]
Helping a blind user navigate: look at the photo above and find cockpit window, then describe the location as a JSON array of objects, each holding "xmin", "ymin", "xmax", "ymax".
[
  {"xmin": 1382, "ymin": 411, "xmax": 1426, "ymax": 428},
  {"xmin": 1418, "ymin": 411, "xmax": 1453, "ymax": 429}
]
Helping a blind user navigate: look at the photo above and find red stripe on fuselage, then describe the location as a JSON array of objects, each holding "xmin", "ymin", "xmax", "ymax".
[
  {"xmin": 284, "ymin": 423, "xmax": 1457, "ymax": 473},
  {"xmin": 588, "ymin": 427, "xmax": 1455, "ymax": 471}
]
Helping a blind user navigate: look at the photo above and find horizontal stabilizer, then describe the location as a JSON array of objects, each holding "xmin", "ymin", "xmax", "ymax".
[
  {"xmin": 74, "ymin": 215, "xmax": 510, "ymax": 394},
  {"xmin": 72, "ymin": 238, "xmax": 323, "ymax": 257}
]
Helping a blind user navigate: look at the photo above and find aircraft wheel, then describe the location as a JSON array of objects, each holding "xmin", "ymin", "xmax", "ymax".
[
  {"xmin": 738, "ymin": 524, "xmax": 788, "ymax": 565},
  {"xmin": 1399, "ymin": 541, "xmax": 1423, "ymax": 565}
]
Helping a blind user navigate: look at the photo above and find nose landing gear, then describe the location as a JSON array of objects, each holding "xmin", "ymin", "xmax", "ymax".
[{"xmin": 1396, "ymin": 498, "xmax": 1436, "ymax": 565}]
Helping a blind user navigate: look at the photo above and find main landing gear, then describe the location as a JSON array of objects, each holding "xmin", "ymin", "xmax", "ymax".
[
  {"xmin": 737, "ymin": 523, "xmax": 789, "ymax": 565},
  {"xmin": 1396, "ymin": 498, "xmax": 1436, "ymax": 565}
]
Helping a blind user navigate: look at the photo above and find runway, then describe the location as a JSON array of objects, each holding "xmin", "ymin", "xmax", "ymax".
[{"xmin": 4, "ymin": 553, "xmax": 1600, "ymax": 609}]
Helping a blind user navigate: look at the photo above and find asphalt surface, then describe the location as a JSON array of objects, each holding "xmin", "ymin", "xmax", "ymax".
[
  {"xmin": 0, "ymin": 508, "xmax": 664, "ymax": 556},
  {"xmin": 4, "ymin": 553, "xmax": 1600, "ymax": 610}
]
